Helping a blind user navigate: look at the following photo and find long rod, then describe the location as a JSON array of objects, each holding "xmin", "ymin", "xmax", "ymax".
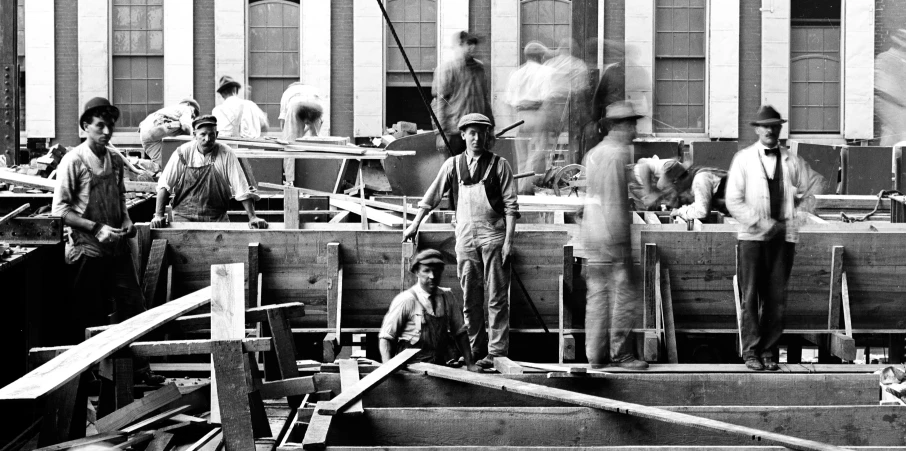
[{"xmin": 376, "ymin": 0, "xmax": 453, "ymax": 157}]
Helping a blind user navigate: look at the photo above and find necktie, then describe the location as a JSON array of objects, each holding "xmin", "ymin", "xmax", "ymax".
[{"xmin": 764, "ymin": 147, "xmax": 780, "ymax": 157}]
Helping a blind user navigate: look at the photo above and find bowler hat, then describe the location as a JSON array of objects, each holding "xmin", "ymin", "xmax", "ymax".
[
  {"xmin": 180, "ymin": 98, "xmax": 201, "ymax": 117},
  {"xmin": 192, "ymin": 114, "xmax": 218, "ymax": 130},
  {"xmin": 458, "ymin": 30, "xmax": 480, "ymax": 45},
  {"xmin": 409, "ymin": 249, "xmax": 445, "ymax": 273},
  {"xmin": 80, "ymin": 97, "xmax": 120, "ymax": 130},
  {"xmin": 457, "ymin": 113, "xmax": 492, "ymax": 130},
  {"xmin": 750, "ymin": 105, "xmax": 787, "ymax": 126},
  {"xmin": 604, "ymin": 100, "xmax": 645, "ymax": 121},
  {"xmin": 216, "ymin": 75, "xmax": 242, "ymax": 94}
]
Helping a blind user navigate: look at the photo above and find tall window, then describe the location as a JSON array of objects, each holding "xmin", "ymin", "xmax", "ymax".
[
  {"xmin": 654, "ymin": 0, "xmax": 706, "ymax": 134},
  {"xmin": 385, "ymin": 0, "xmax": 436, "ymax": 129},
  {"xmin": 790, "ymin": 0, "xmax": 841, "ymax": 134},
  {"xmin": 17, "ymin": 0, "xmax": 24, "ymax": 132},
  {"xmin": 520, "ymin": 0, "xmax": 571, "ymax": 63},
  {"xmin": 249, "ymin": 0, "xmax": 300, "ymax": 124},
  {"xmin": 112, "ymin": 0, "xmax": 164, "ymax": 128}
]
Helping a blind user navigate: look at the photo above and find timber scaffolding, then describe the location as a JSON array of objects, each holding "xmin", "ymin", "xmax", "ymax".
[{"xmin": 2, "ymin": 192, "xmax": 906, "ymax": 449}]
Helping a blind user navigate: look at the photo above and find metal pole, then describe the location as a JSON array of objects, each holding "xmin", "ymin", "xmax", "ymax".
[{"xmin": 375, "ymin": 0, "xmax": 453, "ymax": 157}]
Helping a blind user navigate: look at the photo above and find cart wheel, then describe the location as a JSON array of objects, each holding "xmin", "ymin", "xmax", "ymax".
[{"xmin": 551, "ymin": 164, "xmax": 586, "ymax": 197}]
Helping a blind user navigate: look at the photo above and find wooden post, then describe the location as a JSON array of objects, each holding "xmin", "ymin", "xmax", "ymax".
[
  {"xmin": 142, "ymin": 239, "xmax": 169, "ymax": 308},
  {"xmin": 338, "ymin": 359, "xmax": 364, "ymax": 415},
  {"xmin": 827, "ymin": 246, "xmax": 844, "ymax": 330},
  {"xmin": 113, "ymin": 357, "xmax": 134, "ymax": 408},
  {"xmin": 661, "ymin": 268, "xmax": 678, "ymax": 364},
  {"xmin": 559, "ymin": 246, "xmax": 575, "ymax": 363},
  {"xmin": 210, "ymin": 263, "xmax": 246, "ymax": 424},
  {"xmin": 324, "ymin": 243, "xmax": 341, "ymax": 362},
  {"xmin": 284, "ymin": 187, "xmax": 300, "ymax": 229},
  {"xmin": 643, "ymin": 243, "xmax": 658, "ymax": 362},
  {"xmin": 211, "ymin": 340, "xmax": 256, "ymax": 451},
  {"xmin": 266, "ymin": 308, "xmax": 303, "ymax": 408},
  {"xmin": 248, "ymin": 242, "xmax": 260, "ymax": 309},
  {"xmin": 357, "ymin": 162, "xmax": 369, "ymax": 230}
]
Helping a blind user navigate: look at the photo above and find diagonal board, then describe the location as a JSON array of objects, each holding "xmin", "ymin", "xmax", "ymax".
[
  {"xmin": 0, "ymin": 287, "xmax": 212, "ymax": 400},
  {"xmin": 408, "ymin": 363, "xmax": 849, "ymax": 451},
  {"xmin": 317, "ymin": 348, "xmax": 419, "ymax": 415}
]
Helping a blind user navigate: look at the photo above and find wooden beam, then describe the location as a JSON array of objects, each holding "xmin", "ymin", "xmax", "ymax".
[
  {"xmin": 325, "ymin": 243, "xmax": 340, "ymax": 362},
  {"xmin": 329, "ymin": 198, "xmax": 404, "ymax": 227},
  {"xmin": 211, "ymin": 340, "xmax": 256, "ymax": 451},
  {"xmin": 830, "ymin": 332, "xmax": 856, "ymax": 361},
  {"xmin": 120, "ymin": 405, "xmax": 190, "ymax": 433},
  {"xmin": 210, "ymin": 263, "xmax": 246, "ymax": 424},
  {"xmin": 328, "ymin": 210, "xmax": 351, "ymax": 223},
  {"xmin": 338, "ymin": 360, "xmax": 364, "ymax": 415},
  {"xmin": 827, "ymin": 246, "xmax": 844, "ymax": 329},
  {"xmin": 0, "ymin": 287, "xmax": 211, "ymax": 401},
  {"xmin": 493, "ymin": 357, "xmax": 525, "ymax": 374},
  {"xmin": 408, "ymin": 364, "xmax": 851, "ymax": 451},
  {"xmin": 560, "ymin": 245, "xmax": 575, "ymax": 363},
  {"xmin": 515, "ymin": 362, "xmax": 587, "ymax": 374},
  {"xmin": 317, "ymin": 348, "xmax": 420, "ymax": 415},
  {"xmin": 266, "ymin": 308, "xmax": 304, "ymax": 408},
  {"xmin": 661, "ymin": 269, "xmax": 678, "ymax": 364},
  {"xmin": 129, "ymin": 338, "xmax": 272, "ymax": 357},
  {"xmin": 645, "ymin": 212, "xmax": 661, "ymax": 225},
  {"xmin": 0, "ymin": 172, "xmax": 56, "ymax": 191},
  {"xmin": 175, "ymin": 302, "xmax": 306, "ymax": 331},
  {"xmin": 284, "ymin": 187, "xmax": 301, "ymax": 229},
  {"xmin": 643, "ymin": 243, "xmax": 658, "ymax": 362},
  {"xmin": 144, "ymin": 431, "xmax": 174, "ymax": 451},
  {"xmin": 258, "ymin": 376, "xmax": 316, "ymax": 400},
  {"xmin": 248, "ymin": 242, "xmax": 261, "ymax": 309},
  {"xmin": 142, "ymin": 239, "xmax": 168, "ymax": 308},
  {"xmin": 96, "ymin": 383, "xmax": 181, "ymax": 433},
  {"xmin": 186, "ymin": 427, "xmax": 222, "ymax": 451},
  {"xmin": 302, "ymin": 402, "xmax": 332, "ymax": 450},
  {"xmin": 841, "ymin": 272, "xmax": 852, "ymax": 337},
  {"xmin": 32, "ymin": 433, "xmax": 127, "ymax": 451},
  {"xmin": 632, "ymin": 213, "xmax": 647, "ymax": 224}
]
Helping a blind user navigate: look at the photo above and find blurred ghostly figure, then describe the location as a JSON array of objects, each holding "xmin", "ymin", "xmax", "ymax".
[
  {"xmin": 544, "ymin": 38, "xmax": 591, "ymax": 163},
  {"xmin": 432, "ymin": 31, "xmax": 495, "ymax": 155},
  {"xmin": 876, "ymin": 29, "xmax": 906, "ymax": 146},
  {"xmin": 279, "ymin": 82, "xmax": 324, "ymax": 184},
  {"xmin": 628, "ymin": 157, "xmax": 685, "ymax": 211},
  {"xmin": 505, "ymin": 41, "xmax": 554, "ymax": 194},
  {"xmin": 592, "ymin": 40, "xmax": 626, "ymax": 138},
  {"xmin": 581, "ymin": 101, "xmax": 648, "ymax": 369}
]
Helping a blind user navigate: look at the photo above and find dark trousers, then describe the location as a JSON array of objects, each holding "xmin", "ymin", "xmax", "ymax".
[
  {"xmin": 64, "ymin": 253, "xmax": 151, "ymax": 373},
  {"xmin": 737, "ymin": 238, "xmax": 796, "ymax": 360}
]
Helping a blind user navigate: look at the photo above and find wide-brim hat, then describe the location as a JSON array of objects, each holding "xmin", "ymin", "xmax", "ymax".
[
  {"xmin": 79, "ymin": 97, "xmax": 120, "ymax": 130},
  {"xmin": 180, "ymin": 98, "xmax": 201, "ymax": 117},
  {"xmin": 657, "ymin": 160, "xmax": 690, "ymax": 191},
  {"xmin": 750, "ymin": 105, "xmax": 787, "ymax": 126},
  {"xmin": 604, "ymin": 100, "xmax": 645, "ymax": 121},
  {"xmin": 457, "ymin": 113, "xmax": 493, "ymax": 130},
  {"xmin": 409, "ymin": 249, "xmax": 445, "ymax": 273},
  {"xmin": 216, "ymin": 75, "xmax": 242, "ymax": 94},
  {"xmin": 192, "ymin": 114, "xmax": 218, "ymax": 130}
]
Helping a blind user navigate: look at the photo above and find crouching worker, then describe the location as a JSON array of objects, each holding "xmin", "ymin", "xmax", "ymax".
[
  {"xmin": 151, "ymin": 115, "xmax": 268, "ymax": 228},
  {"xmin": 379, "ymin": 249, "xmax": 482, "ymax": 372}
]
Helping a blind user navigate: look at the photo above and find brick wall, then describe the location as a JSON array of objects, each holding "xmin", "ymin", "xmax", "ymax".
[
  {"xmin": 194, "ymin": 0, "xmax": 215, "ymax": 115},
  {"xmin": 331, "ymin": 0, "xmax": 354, "ymax": 138},
  {"xmin": 738, "ymin": 0, "xmax": 762, "ymax": 147},
  {"xmin": 602, "ymin": 0, "xmax": 624, "ymax": 66},
  {"xmin": 469, "ymin": 0, "xmax": 492, "ymax": 89},
  {"xmin": 873, "ymin": 0, "xmax": 906, "ymax": 143},
  {"xmin": 55, "ymin": 0, "xmax": 78, "ymax": 146}
]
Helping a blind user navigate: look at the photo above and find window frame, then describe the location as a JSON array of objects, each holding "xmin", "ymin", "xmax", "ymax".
[
  {"xmin": 384, "ymin": 0, "xmax": 438, "ymax": 88},
  {"xmin": 651, "ymin": 0, "xmax": 710, "ymax": 138},
  {"xmin": 109, "ymin": 0, "xmax": 165, "ymax": 131},
  {"xmin": 788, "ymin": 14, "xmax": 844, "ymax": 138},
  {"xmin": 246, "ymin": 0, "xmax": 302, "ymax": 129},
  {"xmin": 517, "ymin": 0, "xmax": 573, "ymax": 65}
]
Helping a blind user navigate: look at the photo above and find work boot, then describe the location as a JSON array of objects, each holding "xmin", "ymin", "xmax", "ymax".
[
  {"xmin": 135, "ymin": 370, "xmax": 166, "ymax": 385},
  {"xmin": 612, "ymin": 357, "xmax": 649, "ymax": 370},
  {"xmin": 476, "ymin": 355, "xmax": 496, "ymax": 369},
  {"xmin": 762, "ymin": 357, "xmax": 780, "ymax": 371},
  {"xmin": 745, "ymin": 357, "xmax": 764, "ymax": 371}
]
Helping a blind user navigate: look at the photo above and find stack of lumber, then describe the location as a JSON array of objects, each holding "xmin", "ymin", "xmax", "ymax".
[{"xmin": 0, "ymin": 170, "xmax": 157, "ymax": 195}]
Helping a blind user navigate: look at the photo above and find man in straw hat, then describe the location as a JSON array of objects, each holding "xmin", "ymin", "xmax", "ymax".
[
  {"xmin": 727, "ymin": 105, "xmax": 824, "ymax": 371},
  {"xmin": 581, "ymin": 100, "xmax": 649, "ymax": 369},
  {"xmin": 379, "ymin": 249, "xmax": 481, "ymax": 372}
]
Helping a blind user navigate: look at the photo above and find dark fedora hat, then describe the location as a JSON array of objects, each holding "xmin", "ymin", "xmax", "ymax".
[
  {"xmin": 750, "ymin": 105, "xmax": 787, "ymax": 126},
  {"xmin": 79, "ymin": 97, "xmax": 120, "ymax": 130},
  {"xmin": 216, "ymin": 75, "xmax": 242, "ymax": 94}
]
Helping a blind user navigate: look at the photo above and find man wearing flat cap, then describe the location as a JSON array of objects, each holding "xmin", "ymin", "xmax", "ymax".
[
  {"xmin": 138, "ymin": 98, "xmax": 201, "ymax": 171},
  {"xmin": 379, "ymin": 249, "xmax": 481, "ymax": 372},
  {"xmin": 52, "ymin": 97, "xmax": 165, "ymax": 384},
  {"xmin": 403, "ymin": 113, "xmax": 519, "ymax": 368},
  {"xmin": 582, "ymin": 100, "xmax": 648, "ymax": 369},
  {"xmin": 727, "ymin": 105, "xmax": 824, "ymax": 371},
  {"xmin": 152, "ymin": 115, "xmax": 268, "ymax": 228}
]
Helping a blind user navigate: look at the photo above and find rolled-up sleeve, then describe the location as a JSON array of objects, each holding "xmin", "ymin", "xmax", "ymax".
[
  {"xmin": 675, "ymin": 173, "xmax": 715, "ymax": 221},
  {"xmin": 156, "ymin": 148, "xmax": 182, "ymax": 193},
  {"xmin": 52, "ymin": 153, "xmax": 89, "ymax": 218},
  {"xmin": 418, "ymin": 157, "xmax": 456, "ymax": 211},
  {"xmin": 222, "ymin": 149, "xmax": 260, "ymax": 202},
  {"xmin": 379, "ymin": 294, "xmax": 412, "ymax": 341},
  {"xmin": 497, "ymin": 158, "xmax": 521, "ymax": 218}
]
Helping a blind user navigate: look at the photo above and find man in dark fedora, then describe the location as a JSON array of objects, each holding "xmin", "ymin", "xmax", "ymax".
[
  {"xmin": 212, "ymin": 75, "xmax": 269, "ymax": 138},
  {"xmin": 52, "ymin": 97, "xmax": 165, "ymax": 384},
  {"xmin": 726, "ymin": 105, "xmax": 825, "ymax": 371}
]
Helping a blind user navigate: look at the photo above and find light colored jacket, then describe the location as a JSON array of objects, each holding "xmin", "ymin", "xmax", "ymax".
[{"xmin": 726, "ymin": 143, "xmax": 825, "ymax": 242}]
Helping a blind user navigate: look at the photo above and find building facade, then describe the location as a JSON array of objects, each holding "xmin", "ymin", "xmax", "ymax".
[{"xmin": 14, "ymin": 0, "xmax": 906, "ymax": 149}]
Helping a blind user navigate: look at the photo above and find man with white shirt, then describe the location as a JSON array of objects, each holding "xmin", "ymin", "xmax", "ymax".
[
  {"xmin": 212, "ymin": 75, "xmax": 269, "ymax": 139},
  {"xmin": 505, "ymin": 42, "xmax": 555, "ymax": 194},
  {"xmin": 278, "ymin": 82, "xmax": 324, "ymax": 184},
  {"xmin": 726, "ymin": 105, "xmax": 825, "ymax": 371}
]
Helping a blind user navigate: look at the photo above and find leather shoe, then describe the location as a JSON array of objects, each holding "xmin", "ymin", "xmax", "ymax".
[
  {"xmin": 762, "ymin": 357, "xmax": 779, "ymax": 371},
  {"xmin": 745, "ymin": 357, "xmax": 764, "ymax": 371},
  {"xmin": 612, "ymin": 357, "xmax": 649, "ymax": 370},
  {"xmin": 475, "ymin": 355, "xmax": 496, "ymax": 369}
]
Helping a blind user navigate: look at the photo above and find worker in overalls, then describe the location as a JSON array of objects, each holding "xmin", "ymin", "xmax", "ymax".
[
  {"xmin": 403, "ymin": 113, "xmax": 520, "ymax": 368},
  {"xmin": 379, "ymin": 249, "xmax": 481, "ymax": 372},
  {"xmin": 151, "ymin": 115, "xmax": 268, "ymax": 228},
  {"xmin": 52, "ymin": 97, "xmax": 165, "ymax": 384}
]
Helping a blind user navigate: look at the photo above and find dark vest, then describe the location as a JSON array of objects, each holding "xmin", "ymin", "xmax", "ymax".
[
  {"xmin": 764, "ymin": 154, "xmax": 784, "ymax": 221},
  {"xmin": 449, "ymin": 152, "xmax": 505, "ymax": 216}
]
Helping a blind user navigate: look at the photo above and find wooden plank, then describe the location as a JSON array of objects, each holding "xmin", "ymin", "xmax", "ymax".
[
  {"xmin": 109, "ymin": 431, "xmax": 154, "ymax": 450},
  {"xmin": 186, "ymin": 427, "xmax": 222, "ymax": 451},
  {"xmin": 0, "ymin": 171, "xmax": 56, "ymax": 191},
  {"xmin": 632, "ymin": 213, "xmax": 647, "ymax": 225},
  {"xmin": 326, "ymin": 243, "xmax": 340, "ymax": 331},
  {"xmin": 210, "ymin": 263, "xmax": 246, "ymax": 424},
  {"xmin": 827, "ymin": 246, "xmax": 844, "ymax": 329},
  {"xmin": 317, "ymin": 348, "xmax": 420, "ymax": 415},
  {"xmin": 144, "ymin": 431, "xmax": 174, "ymax": 451},
  {"xmin": 338, "ymin": 360, "xmax": 364, "ymax": 415},
  {"xmin": 0, "ymin": 287, "xmax": 211, "ymax": 400},
  {"xmin": 211, "ymin": 340, "xmax": 256, "ymax": 451},
  {"xmin": 841, "ymin": 272, "xmax": 852, "ymax": 336},
  {"xmin": 258, "ymin": 376, "xmax": 316, "ymax": 400},
  {"xmin": 142, "ymin": 239, "xmax": 169, "ymax": 309},
  {"xmin": 0, "ymin": 203, "xmax": 30, "ymax": 227},
  {"xmin": 408, "ymin": 364, "xmax": 851, "ymax": 451},
  {"xmin": 329, "ymin": 198, "xmax": 404, "ymax": 227},
  {"xmin": 113, "ymin": 357, "xmax": 135, "ymax": 410},
  {"xmin": 515, "ymin": 362, "xmax": 587, "ymax": 374},
  {"xmin": 249, "ymin": 242, "xmax": 261, "ymax": 309},
  {"xmin": 357, "ymin": 164, "xmax": 368, "ymax": 230},
  {"xmin": 284, "ymin": 187, "xmax": 301, "ymax": 229},
  {"xmin": 558, "ymin": 275, "xmax": 574, "ymax": 363},
  {"xmin": 336, "ymin": 268, "xmax": 344, "ymax": 339},
  {"xmin": 493, "ymin": 357, "xmax": 525, "ymax": 374},
  {"xmin": 830, "ymin": 332, "xmax": 856, "ymax": 361},
  {"xmin": 643, "ymin": 244, "xmax": 657, "ymax": 332},
  {"xmin": 661, "ymin": 269, "xmax": 678, "ymax": 364},
  {"xmin": 645, "ymin": 212, "xmax": 661, "ymax": 225},
  {"xmin": 121, "ymin": 405, "xmax": 189, "ymax": 433},
  {"xmin": 33, "ymin": 433, "xmax": 127, "ymax": 451},
  {"xmin": 175, "ymin": 302, "xmax": 306, "ymax": 330},
  {"xmin": 302, "ymin": 402, "xmax": 332, "ymax": 450},
  {"xmin": 129, "ymin": 338, "xmax": 272, "ymax": 357},
  {"xmin": 96, "ymin": 383, "xmax": 181, "ymax": 433},
  {"xmin": 266, "ymin": 307, "xmax": 304, "ymax": 408},
  {"xmin": 37, "ymin": 372, "xmax": 82, "ymax": 446}
]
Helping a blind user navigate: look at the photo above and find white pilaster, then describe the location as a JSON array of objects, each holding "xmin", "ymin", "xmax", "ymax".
[
  {"xmin": 438, "ymin": 0, "xmax": 469, "ymax": 65},
  {"xmin": 843, "ymin": 0, "xmax": 874, "ymax": 139},
  {"xmin": 708, "ymin": 0, "xmax": 739, "ymax": 138},
  {"xmin": 597, "ymin": 0, "xmax": 605, "ymax": 74},
  {"xmin": 353, "ymin": 0, "xmax": 384, "ymax": 137},
  {"xmin": 25, "ymin": 0, "xmax": 54, "ymax": 137},
  {"xmin": 215, "ymin": 0, "xmax": 245, "ymax": 104},
  {"xmin": 625, "ymin": 0, "xmax": 654, "ymax": 134},
  {"xmin": 164, "ymin": 0, "xmax": 193, "ymax": 106},
  {"xmin": 301, "ymin": 0, "xmax": 331, "ymax": 135},
  {"xmin": 761, "ymin": 0, "xmax": 791, "ymax": 139},
  {"xmin": 490, "ymin": 0, "xmax": 518, "ymax": 134}
]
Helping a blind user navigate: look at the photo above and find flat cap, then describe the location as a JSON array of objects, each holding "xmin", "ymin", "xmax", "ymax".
[
  {"xmin": 457, "ymin": 113, "xmax": 492, "ymax": 130},
  {"xmin": 192, "ymin": 114, "xmax": 218, "ymax": 130},
  {"xmin": 409, "ymin": 249, "xmax": 445, "ymax": 273}
]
